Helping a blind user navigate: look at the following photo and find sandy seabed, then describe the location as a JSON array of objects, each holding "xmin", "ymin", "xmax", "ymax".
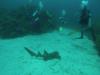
[{"xmin": 0, "ymin": 28, "xmax": 100, "ymax": 75}]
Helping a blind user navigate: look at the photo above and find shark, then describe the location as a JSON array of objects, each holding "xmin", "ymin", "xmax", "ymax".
[{"xmin": 24, "ymin": 47, "xmax": 61, "ymax": 61}]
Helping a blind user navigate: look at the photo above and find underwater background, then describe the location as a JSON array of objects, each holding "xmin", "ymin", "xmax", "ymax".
[
  {"xmin": 0, "ymin": 0, "xmax": 100, "ymax": 32},
  {"xmin": 0, "ymin": 0, "xmax": 100, "ymax": 75}
]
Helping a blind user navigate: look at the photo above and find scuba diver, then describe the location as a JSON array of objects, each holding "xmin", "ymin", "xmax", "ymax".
[
  {"xmin": 79, "ymin": 0, "xmax": 96, "ymax": 41},
  {"xmin": 31, "ymin": 1, "xmax": 53, "ymax": 33}
]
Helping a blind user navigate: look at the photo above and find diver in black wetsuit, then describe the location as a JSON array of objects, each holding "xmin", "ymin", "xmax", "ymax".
[{"xmin": 79, "ymin": 1, "xmax": 96, "ymax": 41}]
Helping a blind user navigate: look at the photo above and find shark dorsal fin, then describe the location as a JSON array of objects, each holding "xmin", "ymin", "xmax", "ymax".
[
  {"xmin": 44, "ymin": 50, "xmax": 48, "ymax": 55},
  {"xmin": 36, "ymin": 51, "xmax": 42, "ymax": 57}
]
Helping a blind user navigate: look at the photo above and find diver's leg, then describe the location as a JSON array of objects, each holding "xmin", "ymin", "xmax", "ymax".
[
  {"xmin": 77, "ymin": 25, "xmax": 87, "ymax": 39},
  {"xmin": 90, "ymin": 27, "xmax": 96, "ymax": 41},
  {"xmin": 80, "ymin": 28, "xmax": 84, "ymax": 38},
  {"xmin": 77, "ymin": 28, "xmax": 84, "ymax": 39},
  {"xmin": 80, "ymin": 25, "xmax": 89, "ymax": 39}
]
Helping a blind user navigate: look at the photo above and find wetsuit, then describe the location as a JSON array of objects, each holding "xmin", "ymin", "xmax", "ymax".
[
  {"xmin": 80, "ymin": 7, "xmax": 90, "ymax": 26},
  {"xmin": 79, "ymin": 6, "xmax": 96, "ymax": 41}
]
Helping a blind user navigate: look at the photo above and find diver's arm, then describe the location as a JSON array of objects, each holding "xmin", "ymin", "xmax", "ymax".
[{"xmin": 88, "ymin": 13, "xmax": 92, "ymax": 28}]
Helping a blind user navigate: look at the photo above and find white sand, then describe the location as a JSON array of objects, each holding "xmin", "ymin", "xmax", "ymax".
[{"xmin": 0, "ymin": 28, "xmax": 100, "ymax": 75}]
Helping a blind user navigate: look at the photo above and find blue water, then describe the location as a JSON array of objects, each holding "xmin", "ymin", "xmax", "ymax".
[{"xmin": 0, "ymin": 0, "xmax": 100, "ymax": 21}]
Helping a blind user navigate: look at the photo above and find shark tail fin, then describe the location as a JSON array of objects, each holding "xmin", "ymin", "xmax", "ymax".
[{"xmin": 24, "ymin": 47, "xmax": 36, "ymax": 57}]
